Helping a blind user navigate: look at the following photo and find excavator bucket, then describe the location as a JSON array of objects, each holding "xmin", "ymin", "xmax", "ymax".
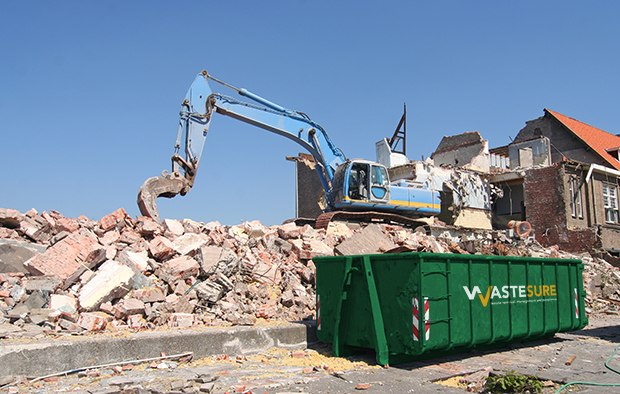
[{"xmin": 137, "ymin": 175, "xmax": 187, "ymax": 223}]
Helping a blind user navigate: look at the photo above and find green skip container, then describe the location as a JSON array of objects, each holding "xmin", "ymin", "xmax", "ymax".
[{"xmin": 314, "ymin": 252, "xmax": 588, "ymax": 365}]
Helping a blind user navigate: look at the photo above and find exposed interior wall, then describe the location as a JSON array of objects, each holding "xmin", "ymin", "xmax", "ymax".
[
  {"xmin": 453, "ymin": 208, "xmax": 493, "ymax": 230},
  {"xmin": 431, "ymin": 131, "xmax": 490, "ymax": 172},
  {"xmin": 508, "ymin": 137, "xmax": 552, "ymax": 169},
  {"xmin": 491, "ymin": 179, "xmax": 525, "ymax": 229}
]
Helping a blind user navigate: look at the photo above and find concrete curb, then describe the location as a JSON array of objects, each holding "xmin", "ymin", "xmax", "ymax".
[{"xmin": 0, "ymin": 321, "xmax": 317, "ymax": 378}]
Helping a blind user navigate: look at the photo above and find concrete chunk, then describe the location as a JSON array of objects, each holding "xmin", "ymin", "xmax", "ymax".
[
  {"xmin": 289, "ymin": 238, "xmax": 334, "ymax": 260},
  {"xmin": 49, "ymin": 294, "xmax": 77, "ymax": 314},
  {"xmin": 197, "ymin": 246, "xmax": 236, "ymax": 275},
  {"xmin": 334, "ymin": 224, "xmax": 396, "ymax": 255},
  {"xmin": 79, "ymin": 260, "xmax": 136, "ymax": 311},
  {"xmin": 163, "ymin": 219, "xmax": 184, "ymax": 238},
  {"xmin": 131, "ymin": 288, "xmax": 166, "ymax": 303},
  {"xmin": 0, "ymin": 208, "xmax": 24, "ymax": 229},
  {"xmin": 117, "ymin": 250, "xmax": 149, "ymax": 272},
  {"xmin": 0, "ymin": 242, "xmax": 39, "ymax": 273},
  {"xmin": 172, "ymin": 233, "xmax": 209, "ymax": 255}
]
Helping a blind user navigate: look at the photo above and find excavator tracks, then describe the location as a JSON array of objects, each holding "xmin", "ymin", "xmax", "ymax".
[{"xmin": 314, "ymin": 211, "xmax": 431, "ymax": 234}]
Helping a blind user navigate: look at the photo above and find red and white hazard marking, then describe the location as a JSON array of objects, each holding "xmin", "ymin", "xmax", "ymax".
[
  {"xmin": 317, "ymin": 294, "xmax": 321, "ymax": 330},
  {"xmin": 574, "ymin": 288, "xmax": 579, "ymax": 319},
  {"xmin": 413, "ymin": 297, "xmax": 429, "ymax": 341}
]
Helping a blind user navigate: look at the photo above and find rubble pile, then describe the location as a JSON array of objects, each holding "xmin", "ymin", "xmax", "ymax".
[{"xmin": 0, "ymin": 207, "xmax": 619, "ymax": 338}]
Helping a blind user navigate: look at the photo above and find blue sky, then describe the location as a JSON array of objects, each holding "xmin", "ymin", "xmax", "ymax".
[{"xmin": 2, "ymin": 1, "xmax": 619, "ymax": 226}]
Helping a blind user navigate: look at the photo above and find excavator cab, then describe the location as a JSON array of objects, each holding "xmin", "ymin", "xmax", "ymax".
[{"xmin": 332, "ymin": 160, "xmax": 391, "ymax": 208}]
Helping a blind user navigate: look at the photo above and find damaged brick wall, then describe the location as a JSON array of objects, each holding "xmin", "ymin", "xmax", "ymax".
[{"xmin": 524, "ymin": 164, "xmax": 597, "ymax": 252}]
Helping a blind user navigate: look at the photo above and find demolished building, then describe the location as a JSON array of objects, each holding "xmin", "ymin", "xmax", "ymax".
[
  {"xmin": 289, "ymin": 108, "xmax": 620, "ymax": 259},
  {"xmin": 489, "ymin": 109, "xmax": 620, "ymax": 256}
]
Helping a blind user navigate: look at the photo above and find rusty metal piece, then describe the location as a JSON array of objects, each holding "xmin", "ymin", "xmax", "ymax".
[{"xmin": 137, "ymin": 173, "xmax": 188, "ymax": 223}]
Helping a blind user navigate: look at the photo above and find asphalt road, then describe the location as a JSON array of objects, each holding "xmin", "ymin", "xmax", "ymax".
[{"xmin": 2, "ymin": 315, "xmax": 620, "ymax": 394}]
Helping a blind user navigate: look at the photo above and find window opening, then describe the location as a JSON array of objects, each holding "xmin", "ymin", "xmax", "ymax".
[
  {"xmin": 569, "ymin": 177, "xmax": 583, "ymax": 218},
  {"xmin": 603, "ymin": 182, "xmax": 619, "ymax": 223}
]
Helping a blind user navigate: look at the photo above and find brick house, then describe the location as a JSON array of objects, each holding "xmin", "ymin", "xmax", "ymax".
[{"xmin": 490, "ymin": 109, "xmax": 620, "ymax": 254}]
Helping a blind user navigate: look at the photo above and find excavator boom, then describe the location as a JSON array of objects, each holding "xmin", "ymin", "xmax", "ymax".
[{"xmin": 138, "ymin": 70, "xmax": 346, "ymax": 221}]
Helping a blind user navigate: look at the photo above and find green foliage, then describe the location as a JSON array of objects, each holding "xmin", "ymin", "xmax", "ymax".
[{"xmin": 484, "ymin": 370, "xmax": 543, "ymax": 393}]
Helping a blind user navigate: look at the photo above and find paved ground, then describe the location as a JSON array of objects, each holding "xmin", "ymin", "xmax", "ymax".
[{"xmin": 2, "ymin": 316, "xmax": 620, "ymax": 393}]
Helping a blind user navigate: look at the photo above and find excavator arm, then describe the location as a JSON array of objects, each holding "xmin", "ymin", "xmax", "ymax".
[{"xmin": 138, "ymin": 70, "xmax": 346, "ymax": 221}]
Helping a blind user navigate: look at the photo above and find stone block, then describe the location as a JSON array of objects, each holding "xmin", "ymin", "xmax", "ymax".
[
  {"xmin": 78, "ymin": 260, "xmax": 136, "ymax": 311},
  {"xmin": 24, "ymin": 291, "xmax": 47, "ymax": 310},
  {"xmin": 25, "ymin": 230, "xmax": 106, "ymax": 289},
  {"xmin": 194, "ymin": 281, "xmax": 224, "ymax": 303},
  {"xmin": 208, "ymin": 230, "xmax": 224, "ymax": 246},
  {"xmin": 118, "ymin": 228, "xmax": 142, "ymax": 245},
  {"xmin": 173, "ymin": 296, "xmax": 195, "ymax": 314},
  {"xmin": 19, "ymin": 215, "xmax": 51, "ymax": 243},
  {"xmin": 58, "ymin": 319, "xmax": 81, "ymax": 332},
  {"xmin": 326, "ymin": 221, "xmax": 353, "ymax": 237},
  {"xmin": 243, "ymin": 220, "xmax": 267, "ymax": 239},
  {"xmin": 127, "ymin": 314, "xmax": 144, "ymax": 329},
  {"xmin": 182, "ymin": 218, "xmax": 203, "ymax": 234},
  {"xmin": 28, "ymin": 308, "xmax": 54, "ymax": 325}
]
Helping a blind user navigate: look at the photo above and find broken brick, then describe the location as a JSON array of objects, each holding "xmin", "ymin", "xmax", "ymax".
[
  {"xmin": 165, "ymin": 256, "xmax": 200, "ymax": 280},
  {"xmin": 25, "ymin": 230, "xmax": 106, "ymax": 288},
  {"xmin": 149, "ymin": 235, "xmax": 176, "ymax": 261},
  {"xmin": 255, "ymin": 301, "xmax": 277, "ymax": 319},
  {"xmin": 78, "ymin": 312, "xmax": 108, "ymax": 331},
  {"xmin": 99, "ymin": 208, "xmax": 132, "ymax": 231}
]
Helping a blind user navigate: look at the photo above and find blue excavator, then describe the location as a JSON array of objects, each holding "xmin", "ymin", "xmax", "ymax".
[{"xmin": 137, "ymin": 70, "xmax": 440, "ymax": 227}]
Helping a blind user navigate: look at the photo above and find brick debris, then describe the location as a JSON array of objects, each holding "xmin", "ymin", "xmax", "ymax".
[{"xmin": 0, "ymin": 207, "xmax": 618, "ymax": 339}]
